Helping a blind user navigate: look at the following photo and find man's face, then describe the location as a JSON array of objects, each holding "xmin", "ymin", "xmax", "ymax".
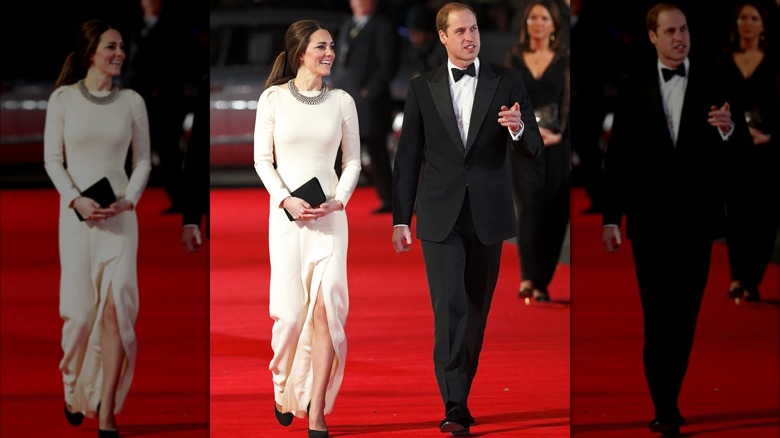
[
  {"xmin": 350, "ymin": 0, "xmax": 375, "ymax": 18},
  {"xmin": 649, "ymin": 8, "xmax": 690, "ymax": 67},
  {"xmin": 438, "ymin": 8, "xmax": 480, "ymax": 68}
]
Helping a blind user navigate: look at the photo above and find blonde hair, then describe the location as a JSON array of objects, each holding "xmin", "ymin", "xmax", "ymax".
[{"xmin": 435, "ymin": 2, "xmax": 476, "ymax": 35}]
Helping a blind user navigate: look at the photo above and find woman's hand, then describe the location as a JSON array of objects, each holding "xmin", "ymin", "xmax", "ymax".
[
  {"xmin": 72, "ymin": 197, "xmax": 132, "ymax": 221},
  {"xmin": 748, "ymin": 127, "xmax": 770, "ymax": 145},
  {"xmin": 72, "ymin": 196, "xmax": 102, "ymax": 220},
  {"xmin": 539, "ymin": 126, "xmax": 562, "ymax": 147},
  {"xmin": 93, "ymin": 199, "xmax": 134, "ymax": 220},
  {"xmin": 310, "ymin": 199, "xmax": 344, "ymax": 219},
  {"xmin": 283, "ymin": 197, "xmax": 343, "ymax": 221}
]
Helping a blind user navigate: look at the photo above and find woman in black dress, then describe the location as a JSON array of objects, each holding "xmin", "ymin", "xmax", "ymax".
[
  {"xmin": 721, "ymin": 0, "xmax": 779, "ymax": 303},
  {"xmin": 505, "ymin": 0, "xmax": 570, "ymax": 304}
]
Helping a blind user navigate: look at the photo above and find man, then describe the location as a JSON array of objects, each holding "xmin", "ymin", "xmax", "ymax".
[
  {"xmin": 123, "ymin": 0, "xmax": 198, "ymax": 214},
  {"xmin": 331, "ymin": 0, "xmax": 398, "ymax": 213},
  {"xmin": 391, "ymin": 3, "xmax": 542, "ymax": 435},
  {"xmin": 601, "ymin": 3, "xmax": 750, "ymax": 436},
  {"xmin": 181, "ymin": 74, "xmax": 209, "ymax": 253}
]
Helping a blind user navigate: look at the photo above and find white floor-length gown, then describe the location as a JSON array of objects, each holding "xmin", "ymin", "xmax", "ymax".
[
  {"xmin": 43, "ymin": 83, "xmax": 151, "ymax": 416},
  {"xmin": 254, "ymin": 84, "xmax": 361, "ymax": 417}
]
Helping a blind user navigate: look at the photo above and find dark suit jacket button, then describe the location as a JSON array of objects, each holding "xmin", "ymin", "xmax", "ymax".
[{"xmin": 465, "ymin": 165, "xmax": 470, "ymax": 170}]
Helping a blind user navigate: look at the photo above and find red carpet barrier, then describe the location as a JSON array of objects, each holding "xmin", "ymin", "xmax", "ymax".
[
  {"xmin": 0, "ymin": 188, "xmax": 210, "ymax": 437},
  {"xmin": 210, "ymin": 186, "xmax": 571, "ymax": 437}
]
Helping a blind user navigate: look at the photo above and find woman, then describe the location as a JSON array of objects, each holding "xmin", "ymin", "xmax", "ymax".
[
  {"xmin": 253, "ymin": 20, "xmax": 361, "ymax": 438},
  {"xmin": 505, "ymin": 0, "xmax": 570, "ymax": 303},
  {"xmin": 44, "ymin": 20, "xmax": 151, "ymax": 437},
  {"xmin": 721, "ymin": 0, "xmax": 779, "ymax": 303}
]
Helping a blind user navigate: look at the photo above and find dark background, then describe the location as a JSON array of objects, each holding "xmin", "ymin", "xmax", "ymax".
[{"xmin": 1, "ymin": 0, "xmax": 208, "ymax": 83}]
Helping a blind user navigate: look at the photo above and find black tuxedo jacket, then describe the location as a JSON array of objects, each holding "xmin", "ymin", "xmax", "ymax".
[
  {"xmin": 393, "ymin": 61, "xmax": 542, "ymax": 245},
  {"xmin": 603, "ymin": 60, "xmax": 751, "ymax": 242}
]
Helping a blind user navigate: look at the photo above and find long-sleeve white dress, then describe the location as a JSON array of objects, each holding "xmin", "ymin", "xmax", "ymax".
[
  {"xmin": 254, "ymin": 84, "xmax": 361, "ymax": 417},
  {"xmin": 43, "ymin": 83, "xmax": 151, "ymax": 416}
]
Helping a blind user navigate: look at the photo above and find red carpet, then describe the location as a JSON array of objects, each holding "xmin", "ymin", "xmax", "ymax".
[
  {"xmin": 0, "ymin": 187, "xmax": 210, "ymax": 437},
  {"xmin": 210, "ymin": 186, "xmax": 571, "ymax": 437},
  {"xmin": 570, "ymin": 187, "xmax": 780, "ymax": 437}
]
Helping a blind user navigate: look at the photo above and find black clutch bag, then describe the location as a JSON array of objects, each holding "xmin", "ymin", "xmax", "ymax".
[
  {"xmin": 75, "ymin": 177, "xmax": 117, "ymax": 221},
  {"xmin": 284, "ymin": 177, "xmax": 326, "ymax": 221},
  {"xmin": 534, "ymin": 102, "xmax": 560, "ymax": 132}
]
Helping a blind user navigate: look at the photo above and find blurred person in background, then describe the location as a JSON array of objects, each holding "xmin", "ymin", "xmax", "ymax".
[
  {"xmin": 404, "ymin": 3, "xmax": 448, "ymax": 79},
  {"xmin": 505, "ymin": 0, "xmax": 570, "ymax": 304},
  {"xmin": 718, "ymin": 0, "xmax": 779, "ymax": 303},
  {"xmin": 122, "ymin": 0, "xmax": 199, "ymax": 214},
  {"xmin": 181, "ymin": 73, "xmax": 210, "ymax": 253},
  {"xmin": 331, "ymin": 0, "xmax": 398, "ymax": 213}
]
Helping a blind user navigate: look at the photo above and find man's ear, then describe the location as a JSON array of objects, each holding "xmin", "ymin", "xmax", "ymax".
[{"xmin": 648, "ymin": 30, "xmax": 657, "ymax": 45}]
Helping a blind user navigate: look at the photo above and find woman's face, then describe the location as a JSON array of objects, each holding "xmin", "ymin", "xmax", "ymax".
[
  {"xmin": 526, "ymin": 4, "xmax": 555, "ymax": 41},
  {"xmin": 91, "ymin": 29, "xmax": 125, "ymax": 78},
  {"xmin": 737, "ymin": 5, "xmax": 764, "ymax": 40},
  {"xmin": 299, "ymin": 29, "xmax": 335, "ymax": 77}
]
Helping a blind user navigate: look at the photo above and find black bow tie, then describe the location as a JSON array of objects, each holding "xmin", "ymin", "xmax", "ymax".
[
  {"xmin": 452, "ymin": 63, "xmax": 476, "ymax": 82},
  {"xmin": 661, "ymin": 64, "xmax": 686, "ymax": 82}
]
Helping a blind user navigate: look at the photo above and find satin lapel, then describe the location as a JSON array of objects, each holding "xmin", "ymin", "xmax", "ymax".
[
  {"xmin": 641, "ymin": 70, "xmax": 675, "ymax": 150},
  {"xmin": 428, "ymin": 65, "xmax": 465, "ymax": 154},
  {"xmin": 465, "ymin": 62, "xmax": 499, "ymax": 154}
]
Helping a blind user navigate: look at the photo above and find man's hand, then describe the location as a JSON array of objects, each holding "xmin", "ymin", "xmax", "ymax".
[
  {"xmin": 182, "ymin": 226, "xmax": 202, "ymax": 252},
  {"xmin": 499, "ymin": 102, "xmax": 522, "ymax": 133},
  {"xmin": 392, "ymin": 225, "xmax": 413, "ymax": 253},
  {"xmin": 602, "ymin": 226, "xmax": 622, "ymax": 252},
  {"xmin": 708, "ymin": 102, "xmax": 732, "ymax": 134}
]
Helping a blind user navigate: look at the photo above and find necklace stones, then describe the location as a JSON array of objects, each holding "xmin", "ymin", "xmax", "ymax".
[
  {"xmin": 78, "ymin": 80, "xmax": 119, "ymax": 105},
  {"xmin": 288, "ymin": 79, "xmax": 329, "ymax": 105}
]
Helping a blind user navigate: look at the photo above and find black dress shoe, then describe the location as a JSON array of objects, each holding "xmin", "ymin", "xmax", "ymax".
[
  {"xmin": 468, "ymin": 414, "xmax": 475, "ymax": 425},
  {"xmin": 533, "ymin": 289, "xmax": 551, "ymax": 302},
  {"xmin": 439, "ymin": 418, "xmax": 469, "ymax": 435},
  {"xmin": 274, "ymin": 404, "xmax": 294, "ymax": 426},
  {"xmin": 649, "ymin": 419, "xmax": 681, "ymax": 436},
  {"xmin": 64, "ymin": 402, "xmax": 84, "ymax": 426},
  {"xmin": 744, "ymin": 289, "xmax": 761, "ymax": 302},
  {"xmin": 308, "ymin": 429, "xmax": 329, "ymax": 438}
]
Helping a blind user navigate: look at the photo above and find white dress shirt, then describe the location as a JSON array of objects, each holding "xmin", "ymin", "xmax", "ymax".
[
  {"xmin": 657, "ymin": 58, "xmax": 689, "ymax": 146},
  {"xmin": 448, "ymin": 58, "xmax": 479, "ymax": 146},
  {"xmin": 447, "ymin": 58, "xmax": 523, "ymax": 146}
]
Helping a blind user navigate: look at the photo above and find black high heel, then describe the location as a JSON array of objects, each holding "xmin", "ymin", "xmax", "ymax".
[
  {"xmin": 274, "ymin": 404, "xmax": 293, "ymax": 426},
  {"xmin": 64, "ymin": 402, "xmax": 84, "ymax": 426},
  {"xmin": 728, "ymin": 286, "xmax": 744, "ymax": 304},
  {"xmin": 97, "ymin": 402, "xmax": 120, "ymax": 437},
  {"xmin": 518, "ymin": 287, "xmax": 533, "ymax": 306},
  {"xmin": 307, "ymin": 402, "xmax": 328, "ymax": 437}
]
